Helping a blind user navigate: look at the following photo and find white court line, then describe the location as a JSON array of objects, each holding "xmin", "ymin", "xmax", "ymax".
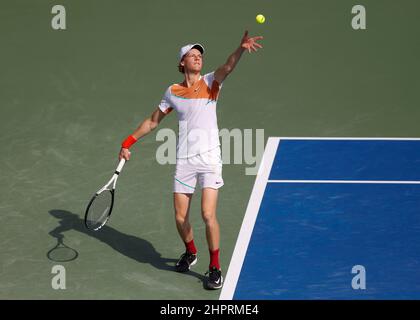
[
  {"xmin": 268, "ymin": 180, "xmax": 420, "ymax": 184},
  {"xmin": 219, "ymin": 137, "xmax": 280, "ymax": 300}
]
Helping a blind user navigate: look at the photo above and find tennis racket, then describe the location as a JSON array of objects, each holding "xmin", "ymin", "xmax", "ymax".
[{"xmin": 84, "ymin": 158, "xmax": 126, "ymax": 231}]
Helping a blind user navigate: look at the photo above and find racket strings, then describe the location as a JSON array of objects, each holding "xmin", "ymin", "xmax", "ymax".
[{"xmin": 85, "ymin": 190, "xmax": 113, "ymax": 230}]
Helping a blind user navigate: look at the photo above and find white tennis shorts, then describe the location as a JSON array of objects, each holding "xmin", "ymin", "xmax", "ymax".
[{"xmin": 173, "ymin": 147, "xmax": 224, "ymax": 193}]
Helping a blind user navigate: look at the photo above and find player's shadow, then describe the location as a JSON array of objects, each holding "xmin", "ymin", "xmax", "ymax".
[{"xmin": 48, "ymin": 209, "xmax": 206, "ymax": 283}]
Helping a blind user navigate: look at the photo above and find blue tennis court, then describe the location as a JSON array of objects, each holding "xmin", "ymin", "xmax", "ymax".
[{"xmin": 220, "ymin": 138, "xmax": 420, "ymax": 300}]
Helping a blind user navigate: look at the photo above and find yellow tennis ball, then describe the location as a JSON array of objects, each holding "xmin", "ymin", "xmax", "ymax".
[{"xmin": 256, "ymin": 14, "xmax": 265, "ymax": 24}]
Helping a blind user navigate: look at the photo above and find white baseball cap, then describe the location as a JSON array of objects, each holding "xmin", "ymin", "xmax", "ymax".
[{"xmin": 178, "ymin": 43, "xmax": 205, "ymax": 61}]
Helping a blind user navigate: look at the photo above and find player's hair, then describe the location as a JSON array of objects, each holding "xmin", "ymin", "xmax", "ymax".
[
  {"xmin": 178, "ymin": 64, "xmax": 185, "ymax": 74},
  {"xmin": 178, "ymin": 61, "xmax": 185, "ymax": 74}
]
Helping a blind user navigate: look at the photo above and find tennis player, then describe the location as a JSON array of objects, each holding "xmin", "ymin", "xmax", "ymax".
[{"xmin": 119, "ymin": 31, "xmax": 263, "ymax": 289}]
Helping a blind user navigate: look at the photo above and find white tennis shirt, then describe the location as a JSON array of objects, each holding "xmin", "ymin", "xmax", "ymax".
[{"xmin": 158, "ymin": 72, "xmax": 223, "ymax": 158}]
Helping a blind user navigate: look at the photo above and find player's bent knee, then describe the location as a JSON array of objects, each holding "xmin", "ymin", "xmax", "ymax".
[
  {"xmin": 201, "ymin": 211, "xmax": 217, "ymax": 225},
  {"xmin": 175, "ymin": 211, "xmax": 189, "ymax": 224}
]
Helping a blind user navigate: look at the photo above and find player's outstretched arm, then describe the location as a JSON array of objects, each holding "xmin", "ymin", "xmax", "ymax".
[
  {"xmin": 119, "ymin": 107, "xmax": 167, "ymax": 161},
  {"xmin": 214, "ymin": 30, "xmax": 263, "ymax": 84}
]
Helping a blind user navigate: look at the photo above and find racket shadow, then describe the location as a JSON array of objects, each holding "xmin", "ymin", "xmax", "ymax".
[
  {"xmin": 47, "ymin": 236, "xmax": 79, "ymax": 263},
  {"xmin": 48, "ymin": 209, "xmax": 206, "ymax": 282}
]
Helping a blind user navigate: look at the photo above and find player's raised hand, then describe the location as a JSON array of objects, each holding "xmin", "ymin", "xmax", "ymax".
[{"xmin": 240, "ymin": 30, "xmax": 263, "ymax": 53}]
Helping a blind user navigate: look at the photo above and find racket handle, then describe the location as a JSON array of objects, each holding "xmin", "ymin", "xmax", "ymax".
[{"xmin": 116, "ymin": 158, "xmax": 126, "ymax": 173}]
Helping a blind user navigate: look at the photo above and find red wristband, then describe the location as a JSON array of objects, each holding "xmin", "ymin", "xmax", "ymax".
[{"xmin": 121, "ymin": 135, "xmax": 138, "ymax": 149}]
